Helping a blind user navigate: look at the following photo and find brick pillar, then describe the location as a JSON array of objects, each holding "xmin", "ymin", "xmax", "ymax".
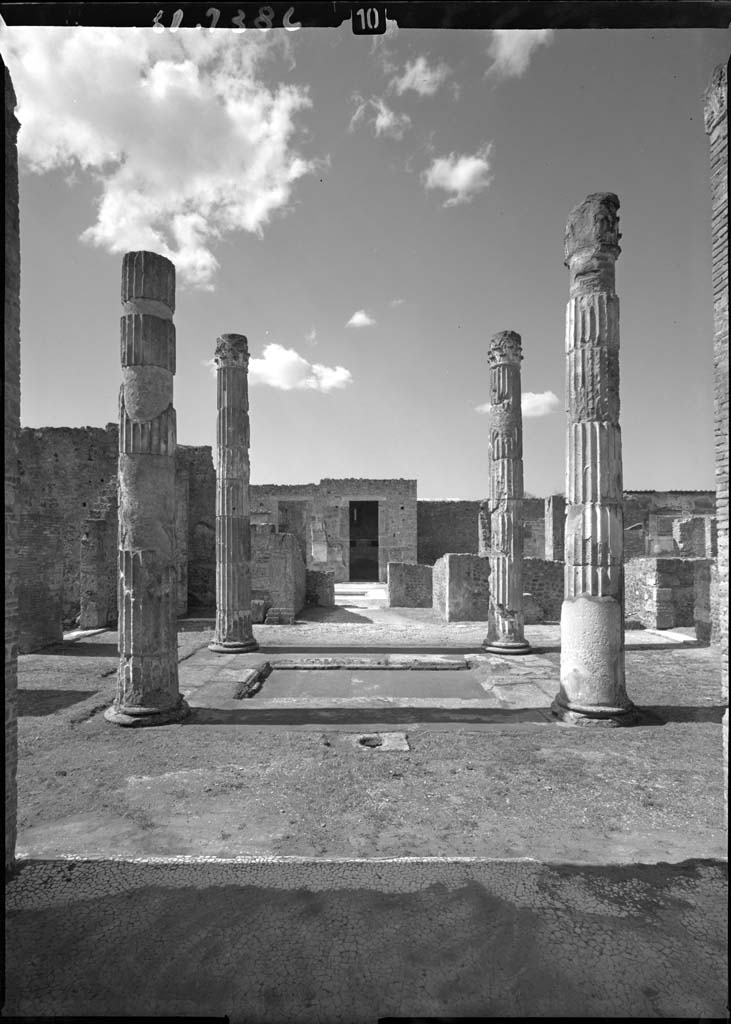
[
  {"xmin": 484, "ymin": 330, "xmax": 530, "ymax": 654},
  {"xmin": 105, "ymin": 252, "xmax": 189, "ymax": 726},
  {"xmin": 544, "ymin": 494, "xmax": 565, "ymax": 561},
  {"xmin": 79, "ymin": 517, "xmax": 112, "ymax": 628},
  {"xmin": 552, "ymin": 193, "xmax": 636, "ymax": 726},
  {"xmin": 4, "ymin": 60, "xmax": 20, "ymax": 869},
  {"xmin": 175, "ymin": 464, "xmax": 189, "ymax": 616},
  {"xmin": 209, "ymin": 334, "xmax": 259, "ymax": 653},
  {"xmin": 477, "ymin": 498, "xmax": 491, "ymax": 556},
  {"xmin": 704, "ymin": 62, "xmax": 728, "ymax": 812}
]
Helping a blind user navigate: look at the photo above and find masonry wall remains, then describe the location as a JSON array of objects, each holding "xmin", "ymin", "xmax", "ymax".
[
  {"xmin": 387, "ymin": 562, "xmax": 433, "ymax": 608},
  {"xmin": 251, "ymin": 478, "xmax": 417, "ymax": 583},
  {"xmin": 251, "ymin": 526, "xmax": 306, "ymax": 623}
]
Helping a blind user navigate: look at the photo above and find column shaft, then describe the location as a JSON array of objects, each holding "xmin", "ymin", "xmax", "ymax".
[
  {"xmin": 553, "ymin": 193, "xmax": 635, "ymax": 726},
  {"xmin": 484, "ymin": 331, "xmax": 530, "ymax": 653},
  {"xmin": 209, "ymin": 334, "xmax": 259, "ymax": 653},
  {"xmin": 105, "ymin": 251, "xmax": 189, "ymax": 726}
]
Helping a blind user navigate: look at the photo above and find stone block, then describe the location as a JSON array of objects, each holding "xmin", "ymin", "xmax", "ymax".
[
  {"xmin": 432, "ymin": 554, "xmax": 490, "ymax": 622},
  {"xmin": 305, "ymin": 569, "xmax": 335, "ymax": 607},
  {"xmin": 386, "ymin": 562, "xmax": 433, "ymax": 608},
  {"xmin": 250, "ymin": 599, "xmax": 269, "ymax": 624},
  {"xmin": 251, "ymin": 529, "xmax": 306, "ymax": 620},
  {"xmin": 523, "ymin": 593, "xmax": 544, "ymax": 625}
]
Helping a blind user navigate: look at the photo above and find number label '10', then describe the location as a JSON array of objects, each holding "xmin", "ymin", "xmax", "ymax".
[{"xmin": 353, "ymin": 7, "xmax": 386, "ymax": 34}]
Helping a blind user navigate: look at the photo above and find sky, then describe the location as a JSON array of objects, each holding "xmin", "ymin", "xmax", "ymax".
[{"xmin": 1, "ymin": 16, "xmax": 728, "ymax": 499}]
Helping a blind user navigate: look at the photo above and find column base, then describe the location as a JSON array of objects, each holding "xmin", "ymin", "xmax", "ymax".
[
  {"xmin": 550, "ymin": 696, "xmax": 638, "ymax": 727},
  {"xmin": 483, "ymin": 640, "xmax": 532, "ymax": 655},
  {"xmin": 104, "ymin": 696, "xmax": 191, "ymax": 728},
  {"xmin": 208, "ymin": 637, "xmax": 260, "ymax": 654}
]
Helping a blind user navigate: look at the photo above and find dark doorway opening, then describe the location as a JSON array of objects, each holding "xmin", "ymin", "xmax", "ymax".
[{"xmin": 349, "ymin": 501, "xmax": 379, "ymax": 581}]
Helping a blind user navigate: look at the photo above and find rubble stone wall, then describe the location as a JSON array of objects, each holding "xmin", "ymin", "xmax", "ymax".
[
  {"xmin": 176, "ymin": 445, "xmax": 216, "ymax": 608},
  {"xmin": 522, "ymin": 558, "xmax": 564, "ymax": 622},
  {"xmin": 624, "ymin": 557, "xmax": 712, "ymax": 632},
  {"xmin": 387, "ymin": 562, "xmax": 433, "ymax": 608},
  {"xmin": 17, "ymin": 425, "xmax": 118, "ymax": 629},
  {"xmin": 416, "ymin": 501, "xmax": 479, "ymax": 564}
]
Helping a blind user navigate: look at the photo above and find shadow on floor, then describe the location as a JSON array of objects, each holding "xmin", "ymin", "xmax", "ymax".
[
  {"xmin": 297, "ymin": 606, "xmax": 376, "ymax": 623},
  {"xmin": 18, "ymin": 689, "xmax": 101, "ymax": 716},
  {"xmin": 179, "ymin": 704, "xmax": 726, "ymax": 728},
  {"xmin": 32, "ymin": 642, "xmax": 119, "ymax": 658}
]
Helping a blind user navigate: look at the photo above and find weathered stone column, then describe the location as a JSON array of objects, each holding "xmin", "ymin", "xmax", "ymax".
[
  {"xmin": 209, "ymin": 334, "xmax": 259, "ymax": 653},
  {"xmin": 105, "ymin": 252, "xmax": 189, "ymax": 726},
  {"xmin": 552, "ymin": 193, "xmax": 636, "ymax": 726},
  {"xmin": 704, "ymin": 63, "xmax": 728, "ymax": 813},
  {"xmin": 484, "ymin": 330, "xmax": 530, "ymax": 654}
]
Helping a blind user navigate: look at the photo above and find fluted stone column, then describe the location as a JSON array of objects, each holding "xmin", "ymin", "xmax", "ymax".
[
  {"xmin": 552, "ymin": 193, "xmax": 636, "ymax": 726},
  {"xmin": 105, "ymin": 251, "xmax": 189, "ymax": 727},
  {"xmin": 209, "ymin": 334, "xmax": 259, "ymax": 653},
  {"xmin": 484, "ymin": 331, "xmax": 530, "ymax": 654}
]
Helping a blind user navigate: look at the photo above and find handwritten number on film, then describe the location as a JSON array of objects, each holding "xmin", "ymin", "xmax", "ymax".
[{"xmin": 152, "ymin": 7, "xmax": 301, "ymax": 32}]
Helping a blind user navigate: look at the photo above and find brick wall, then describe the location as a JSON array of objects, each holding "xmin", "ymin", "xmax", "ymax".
[
  {"xmin": 4, "ymin": 59, "xmax": 20, "ymax": 869},
  {"xmin": 523, "ymin": 558, "xmax": 564, "ymax": 621}
]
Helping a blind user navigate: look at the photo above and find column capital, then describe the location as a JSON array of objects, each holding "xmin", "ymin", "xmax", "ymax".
[
  {"xmin": 564, "ymin": 192, "xmax": 621, "ymax": 268},
  {"xmin": 704, "ymin": 62, "xmax": 727, "ymax": 135},
  {"xmin": 215, "ymin": 334, "xmax": 250, "ymax": 368},
  {"xmin": 488, "ymin": 330, "xmax": 522, "ymax": 366}
]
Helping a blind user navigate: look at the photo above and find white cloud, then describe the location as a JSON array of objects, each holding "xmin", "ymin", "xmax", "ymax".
[
  {"xmin": 1, "ymin": 25, "xmax": 318, "ymax": 288},
  {"xmin": 390, "ymin": 55, "xmax": 451, "ymax": 96},
  {"xmin": 522, "ymin": 390, "xmax": 561, "ymax": 417},
  {"xmin": 249, "ymin": 344, "xmax": 352, "ymax": 392},
  {"xmin": 422, "ymin": 143, "xmax": 493, "ymax": 207},
  {"xmin": 475, "ymin": 390, "xmax": 560, "ymax": 418},
  {"xmin": 346, "ymin": 310, "xmax": 376, "ymax": 327},
  {"xmin": 486, "ymin": 30, "xmax": 555, "ymax": 79},
  {"xmin": 349, "ymin": 93, "xmax": 411, "ymax": 139}
]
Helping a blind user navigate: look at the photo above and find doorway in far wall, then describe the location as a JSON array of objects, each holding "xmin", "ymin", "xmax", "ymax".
[{"xmin": 349, "ymin": 500, "xmax": 379, "ymax": 581}]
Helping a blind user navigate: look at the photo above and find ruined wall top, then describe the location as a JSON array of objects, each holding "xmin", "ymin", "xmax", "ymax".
[
  {"xmin": 3, "ymin": 59, "xmax": 19, "ymax": 132},
  {"xmin": 214, "ymin": 334, "xmax": 249, "ymax": 368},
  {"xmin": 704, "ymin": 61, "xmax": 728, "ymax": 135},
  {"xmin": 121, "ymin": 251, "xmax": 175, "ymax": 312},
  {"xmin": 487, "ymin": 330, "xmax": 523, "ymax": 366}
]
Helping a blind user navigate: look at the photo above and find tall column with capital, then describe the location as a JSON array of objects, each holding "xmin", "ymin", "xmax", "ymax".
[
  {"xmin": 552, "ymin": 193, "xmax": 636, "ymax": 726},
  {"xmin": 105, "ymin": 251, "xmax": 189, "ymax": 726},
  {"xmin": 209, "ymin": 334, "xmax": 259, "ymax": 653},
  {"xmin": 484, "ymin": 330, "xmax": 530, "ymax": 654}
]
